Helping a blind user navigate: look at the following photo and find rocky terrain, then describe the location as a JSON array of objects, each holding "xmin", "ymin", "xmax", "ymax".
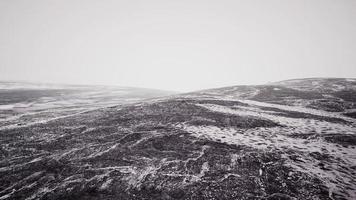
[{"xmin": 0, "ymin": 78, "xmax": 355, "ymax": 200}]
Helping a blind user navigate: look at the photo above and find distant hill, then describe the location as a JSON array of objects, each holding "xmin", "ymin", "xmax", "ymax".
[
  {"xmin": 188, "ymin": 78, "xmax": 356, "ymax": 113},
  {"xmin": 0, "ymin": 81, "xmax": 175, "ymax": 129}
]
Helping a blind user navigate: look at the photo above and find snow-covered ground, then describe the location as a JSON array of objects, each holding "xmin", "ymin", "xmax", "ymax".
[
  {"xmin": 178, "ymin": 98, "xmax": 356, "ymax": 199},
  {"xmin": 1, "ymin": 79, "xmax": 355, "ymax": 200}
]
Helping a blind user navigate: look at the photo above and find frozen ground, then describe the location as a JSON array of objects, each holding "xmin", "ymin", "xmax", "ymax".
[
  {"xmin": 0, "ymin": 79, "xmax": 355, "ymax": 200},
  {"xmin": 180, "ymin": 98, "xmax": 356, "ymax": 199}
]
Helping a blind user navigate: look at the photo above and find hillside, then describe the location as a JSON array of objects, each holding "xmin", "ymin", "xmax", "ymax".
[
  {"xmin": 0, "ymin": 82, "xmax": 174, "ymax": 130},
  {"xmin": 0, "ymin": 79, "xmax": 355, "ymax": 200}
]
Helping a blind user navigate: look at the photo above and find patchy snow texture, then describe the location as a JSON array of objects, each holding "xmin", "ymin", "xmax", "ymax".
[
  {"xmin": 1, "ymin": 79, "xmax": 356, "ymax": 200},
  {"xmin": 180, "ymin": 98, "xmax": 356, "ymax": 199}
]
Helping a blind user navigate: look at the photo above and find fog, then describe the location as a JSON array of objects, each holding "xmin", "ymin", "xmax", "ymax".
[{"xmin": 1, "ymin": 0, "xmax": 356, "ymax": 92}]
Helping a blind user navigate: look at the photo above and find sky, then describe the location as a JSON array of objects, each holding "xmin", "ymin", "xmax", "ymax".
[{"xmin": 0, "ymin": 0, "xmax": 356, "ymax": 92}]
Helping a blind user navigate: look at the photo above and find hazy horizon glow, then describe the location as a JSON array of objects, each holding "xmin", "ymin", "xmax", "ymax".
[{"xmin": 1, "ymin": 0, "xmax": 356, "ymax": 92}]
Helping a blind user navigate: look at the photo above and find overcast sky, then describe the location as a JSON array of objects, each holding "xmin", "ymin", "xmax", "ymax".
[{"xmin": 0, "ymin": 0, "xmax": 355, "ymax": 92}]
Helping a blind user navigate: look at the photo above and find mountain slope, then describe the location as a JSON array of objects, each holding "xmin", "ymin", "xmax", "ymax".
[{"xmin": 0, "ymin": 79, "xmax": 355, "ymax": 200}]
